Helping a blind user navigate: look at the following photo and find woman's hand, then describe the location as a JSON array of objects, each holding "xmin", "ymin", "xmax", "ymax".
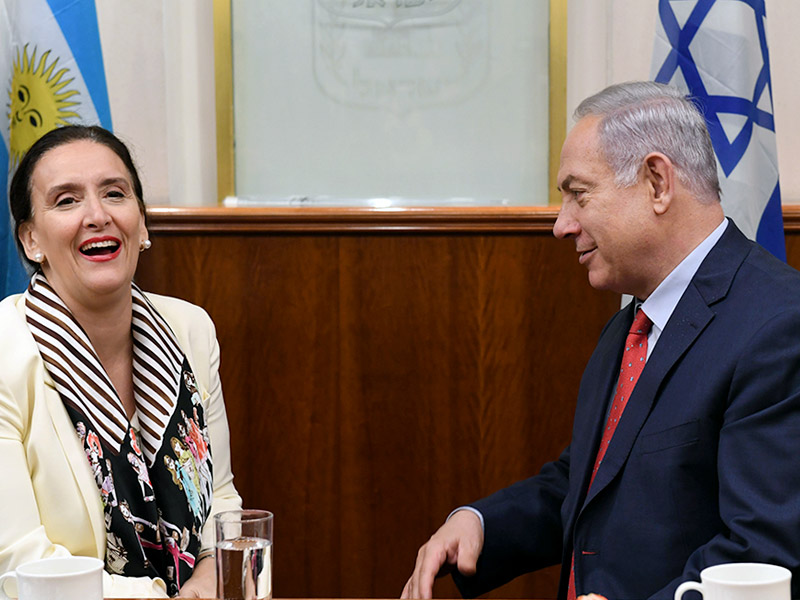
[{"xmin": 177, "ymin": 554, "xmax": 216, "ymax": 598}]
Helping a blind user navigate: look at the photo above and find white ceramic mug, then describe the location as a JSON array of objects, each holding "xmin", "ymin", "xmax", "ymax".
[
  {"xmin": 0, "ymin": 556, "xmax": 103, "ymax": 600},
  {"xmin": 674, "ymin": 562, "xmax": 791, "ymax": 600}
]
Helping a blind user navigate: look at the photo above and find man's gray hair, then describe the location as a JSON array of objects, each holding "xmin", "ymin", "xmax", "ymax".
[{"xmin": 575, "ymin": 81, "xmax": 720, "ymax": 201}]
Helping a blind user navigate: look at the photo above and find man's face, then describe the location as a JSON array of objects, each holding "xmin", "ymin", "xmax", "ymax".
[{"xmin": 554, "ymin": 116, "xmax": 657, "ymax": 298}]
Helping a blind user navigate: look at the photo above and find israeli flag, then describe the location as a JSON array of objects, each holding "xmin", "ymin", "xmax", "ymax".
[
  {"xmin": 1, "ymin": 0, "xmax": 112, "ymax": 297},
  {"xmin": 651, "ymin": 0, "xmax": 785, "ymax": 261}
]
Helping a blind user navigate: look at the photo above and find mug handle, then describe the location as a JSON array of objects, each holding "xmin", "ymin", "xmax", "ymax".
[
  {"xmin": 0, "ymin": 572, "xmax": 17, "ymax": 600},
  {"xmin": 674, "ymin": 581, "xmax": 704, "ymax": 600}
]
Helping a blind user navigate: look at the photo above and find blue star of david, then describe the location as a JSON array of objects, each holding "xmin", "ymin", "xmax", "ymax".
[{"xmin": 653, "ymin": 0, "xmax": 775, "ymax": 177}]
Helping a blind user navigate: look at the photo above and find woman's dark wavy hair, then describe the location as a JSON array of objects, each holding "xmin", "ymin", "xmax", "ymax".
[{"xmin": 9, "ymin": 125, "xmax": 145, "ymax": 270}]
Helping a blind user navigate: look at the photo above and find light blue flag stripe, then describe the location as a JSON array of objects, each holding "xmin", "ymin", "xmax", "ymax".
[
  {"xmin": 0, "ymin": 138, "xmax": 29, "ymax": 296},
  {"xmin": 46, "ymin": 0, "xmax": 112, "ymax": 130},
  {"xmin": 2, "ymin": 0, "xmax": 113, "ymax": 298},
  {"xmin": 653, "ymin": 0, "xmax": 785, "ymax": 261}
]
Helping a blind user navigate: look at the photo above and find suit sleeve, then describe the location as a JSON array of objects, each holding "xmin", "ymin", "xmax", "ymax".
[
  {"xmin": 195, "ymin": 311, "xmax": 243, "ymax": 553},
  {"xmin": 0, "ymin": 376, "xmax": 74, "ymax": 565},
  {"xmin": 453, "ymin": 446, "xmax": 570, "ymax": 597},
  {"xmin": 0, "ymin": 373, "xmax": 169, "ymax": 598},
  {"xmin": 648, "ymin": 307, "xmax": 800, "ymax": 600}
]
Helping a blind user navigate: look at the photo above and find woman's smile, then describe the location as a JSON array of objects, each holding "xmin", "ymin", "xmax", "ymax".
[{"xmin": 79, "ymin": 236, "xmax": 122, "ymax": 261}]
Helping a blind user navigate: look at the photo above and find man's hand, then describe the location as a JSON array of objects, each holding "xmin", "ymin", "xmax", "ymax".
[
  {"xmin": 578, "ymin": 595, "xmax": 608, "ymax": 600},
  {"xmin": 401, "ymin": 509, "xmax": 484, "ymax": 599},
  {"xmin": 177, "ymin": 554, "xmax": 216, "ymax": 598}
]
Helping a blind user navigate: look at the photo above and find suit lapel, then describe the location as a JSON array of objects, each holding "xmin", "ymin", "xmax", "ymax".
[
  {"xmin": 582, "ymin": 220, "xmax": 752, "ymax": 506},
  {"xmin": 584, "ymin": 287, "xmax": 714, "ymax": 503},
  {"xmin": 568, "ymin": 305, "xmax": 633, "ymax": 499},
  {"xmin": 15, "ymin": 293, "xmax": 108, "ymax": 558},
  {"xmin": 43, "ymin": 375, "xmax": 107, "ymax": 556}
]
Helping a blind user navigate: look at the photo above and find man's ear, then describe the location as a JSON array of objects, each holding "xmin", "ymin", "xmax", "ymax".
[{"xmin": 643, "ymin": 152, "xmax": 675, "ymax": 216}]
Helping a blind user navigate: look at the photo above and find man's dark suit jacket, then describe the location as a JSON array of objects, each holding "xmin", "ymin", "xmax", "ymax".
[{"xmin": 455, "ymin": 221, "xmax": 800, "ymax": 600}]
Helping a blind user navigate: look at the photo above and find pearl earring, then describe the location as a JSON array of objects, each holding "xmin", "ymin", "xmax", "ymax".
[
  {"xmin": 139, "ymin": 239, "xmax": 152, "ymax": 252},
  {"xmin": 33, "ymin": 252, "xmax": 44, "ymax": 263}
]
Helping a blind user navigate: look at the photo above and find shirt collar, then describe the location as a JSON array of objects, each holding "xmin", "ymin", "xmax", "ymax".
[{"xmin": 640, "ymin": 218, "xmax": 728, "ymax": 333}]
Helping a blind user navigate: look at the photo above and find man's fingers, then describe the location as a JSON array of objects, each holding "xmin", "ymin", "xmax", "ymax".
[
  {"xmin": 412, "ymin": 543, "xmax": 445, "ymax": 598},
  {"xmin": 402, "ymin": 511, "xmax": 484, "ymax": 598},
  {"xmin": 455, "ymin": 539, "xmax": 480, "ymax": 577},
  {"xmin": 401, "ymin": 577, "xmax": 412, "ymax": 599}
]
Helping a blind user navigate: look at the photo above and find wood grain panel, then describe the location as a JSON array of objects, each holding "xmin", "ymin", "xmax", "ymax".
[{"xmin": 138, "ymin": 206, "xmax": 800, "ymax": 598}]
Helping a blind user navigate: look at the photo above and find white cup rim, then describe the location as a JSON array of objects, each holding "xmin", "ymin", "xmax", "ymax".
[
  {"xmin": 15, "ymin": 556, "xmax": 103, "ymax": 578},
  {"xmin": 701, "ymin": 562, "xmax": 791, "ymax": 585}
]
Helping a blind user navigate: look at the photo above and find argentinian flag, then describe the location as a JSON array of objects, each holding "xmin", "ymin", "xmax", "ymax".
[
  {"xmin": 651, "ymin": 0, "xmax": 785, "ymax": 261},
  {"xmin": 1, "ymin": 0, "xmax": 112, "ymax": 296}
]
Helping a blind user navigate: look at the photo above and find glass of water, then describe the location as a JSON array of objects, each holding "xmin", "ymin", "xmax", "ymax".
[{"xmin": 215, "ymin": 509, "xmax": 273, "ymax": 600}]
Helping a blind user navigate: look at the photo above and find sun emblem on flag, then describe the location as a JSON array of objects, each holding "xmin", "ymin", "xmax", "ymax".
[{"xmin": 7, "ymin": 45, "xmax": 80, "ymax": 166}]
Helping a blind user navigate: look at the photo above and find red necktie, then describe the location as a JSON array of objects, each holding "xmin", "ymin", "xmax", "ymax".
[{"xmin": 567, "ymin": 308, "xmax": 652, "ymax": 600}]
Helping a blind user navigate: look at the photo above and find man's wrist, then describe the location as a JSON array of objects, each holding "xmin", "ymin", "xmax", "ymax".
[{"xmin": 447, "ymin": 506, "xmax": 485, "ymax": 532}]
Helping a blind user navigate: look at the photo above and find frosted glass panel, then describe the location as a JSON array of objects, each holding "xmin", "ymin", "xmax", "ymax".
[{"xmin": 231, "ymin": 0, "xmax": 550, "ymax": 207}]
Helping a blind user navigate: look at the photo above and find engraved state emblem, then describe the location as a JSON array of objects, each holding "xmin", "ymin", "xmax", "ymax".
[
  {"xmin": 317, "ymin": 0, "xmax": 464, "ymax": 27},
  {"xmin": 313, "ymin": 0, "xmax": 488, "ymax": 114}
]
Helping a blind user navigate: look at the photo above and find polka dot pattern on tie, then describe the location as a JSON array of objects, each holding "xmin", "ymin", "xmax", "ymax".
[
  {"xmin": 590, "ymin": 308, "xmax": 652, "ymax": 485},
  {"xmin": 566, "ymin": 307, "xmax": 652, "ymax": 600}
]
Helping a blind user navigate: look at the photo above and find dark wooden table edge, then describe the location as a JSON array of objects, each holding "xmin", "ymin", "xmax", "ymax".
[{"xmin": 144, "ymin": 205, "xmax": 800, "ymax": 234}]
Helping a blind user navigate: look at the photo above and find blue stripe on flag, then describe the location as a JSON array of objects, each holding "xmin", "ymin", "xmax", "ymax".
[
  {"xmin": 653, "ymin": 0, "xmax": 785, "ymax": 261},
  {"xmin": 0, "ymin": 140, "xmax": 29, "ymax": 297},
  {"xmin": 653, "ymin": 0, "xmax": 713, "ymax": 86},
  {"xmin": 757, "ymin": 183, "xmax": 786, "ymax": 262},
  {"xmin": 46, "ymin": 0, "xmax": 112, "ymax": 130}
]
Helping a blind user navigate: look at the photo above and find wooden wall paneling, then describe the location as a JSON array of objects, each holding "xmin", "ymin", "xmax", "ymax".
[
  {"xmin": 784, "ymin": 231, "xmax": 800, "ymax": 271},
  {"xmin": 133, "ymin": 208, "xmax": 629, "ymax": 598},
  {"xmin": 136, "ymin": 208, "xmax": 800, "ymax": 598}
]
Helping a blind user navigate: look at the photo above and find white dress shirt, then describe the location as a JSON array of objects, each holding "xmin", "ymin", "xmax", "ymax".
[{"xmin": 639, "ymin": 218, "xmax": 727, "ymax": 357}]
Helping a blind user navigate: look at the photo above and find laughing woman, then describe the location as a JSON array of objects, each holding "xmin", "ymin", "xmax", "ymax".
[{"xmin": 0, "ymin": 126, "xmax": 242, "ymax": 597}]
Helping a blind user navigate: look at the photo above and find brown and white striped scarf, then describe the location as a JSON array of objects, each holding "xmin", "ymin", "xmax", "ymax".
[
  {"xmin": 25, "ymin": 272, "xmax": 213, "ymax": 595},
  {"xmin": 25, "ymin": 272, "xmax": 183, "ymax": 465}
]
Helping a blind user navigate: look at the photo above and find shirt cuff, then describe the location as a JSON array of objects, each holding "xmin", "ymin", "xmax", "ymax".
[{"xmin": 447, "ymin": 506, "xmax": 485, "ymax": 533}]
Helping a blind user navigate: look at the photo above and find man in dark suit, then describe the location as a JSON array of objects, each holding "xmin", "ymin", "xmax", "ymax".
[{"xmin": 401, "ymin": 81, "xmax": 800, "ymax": 600}]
